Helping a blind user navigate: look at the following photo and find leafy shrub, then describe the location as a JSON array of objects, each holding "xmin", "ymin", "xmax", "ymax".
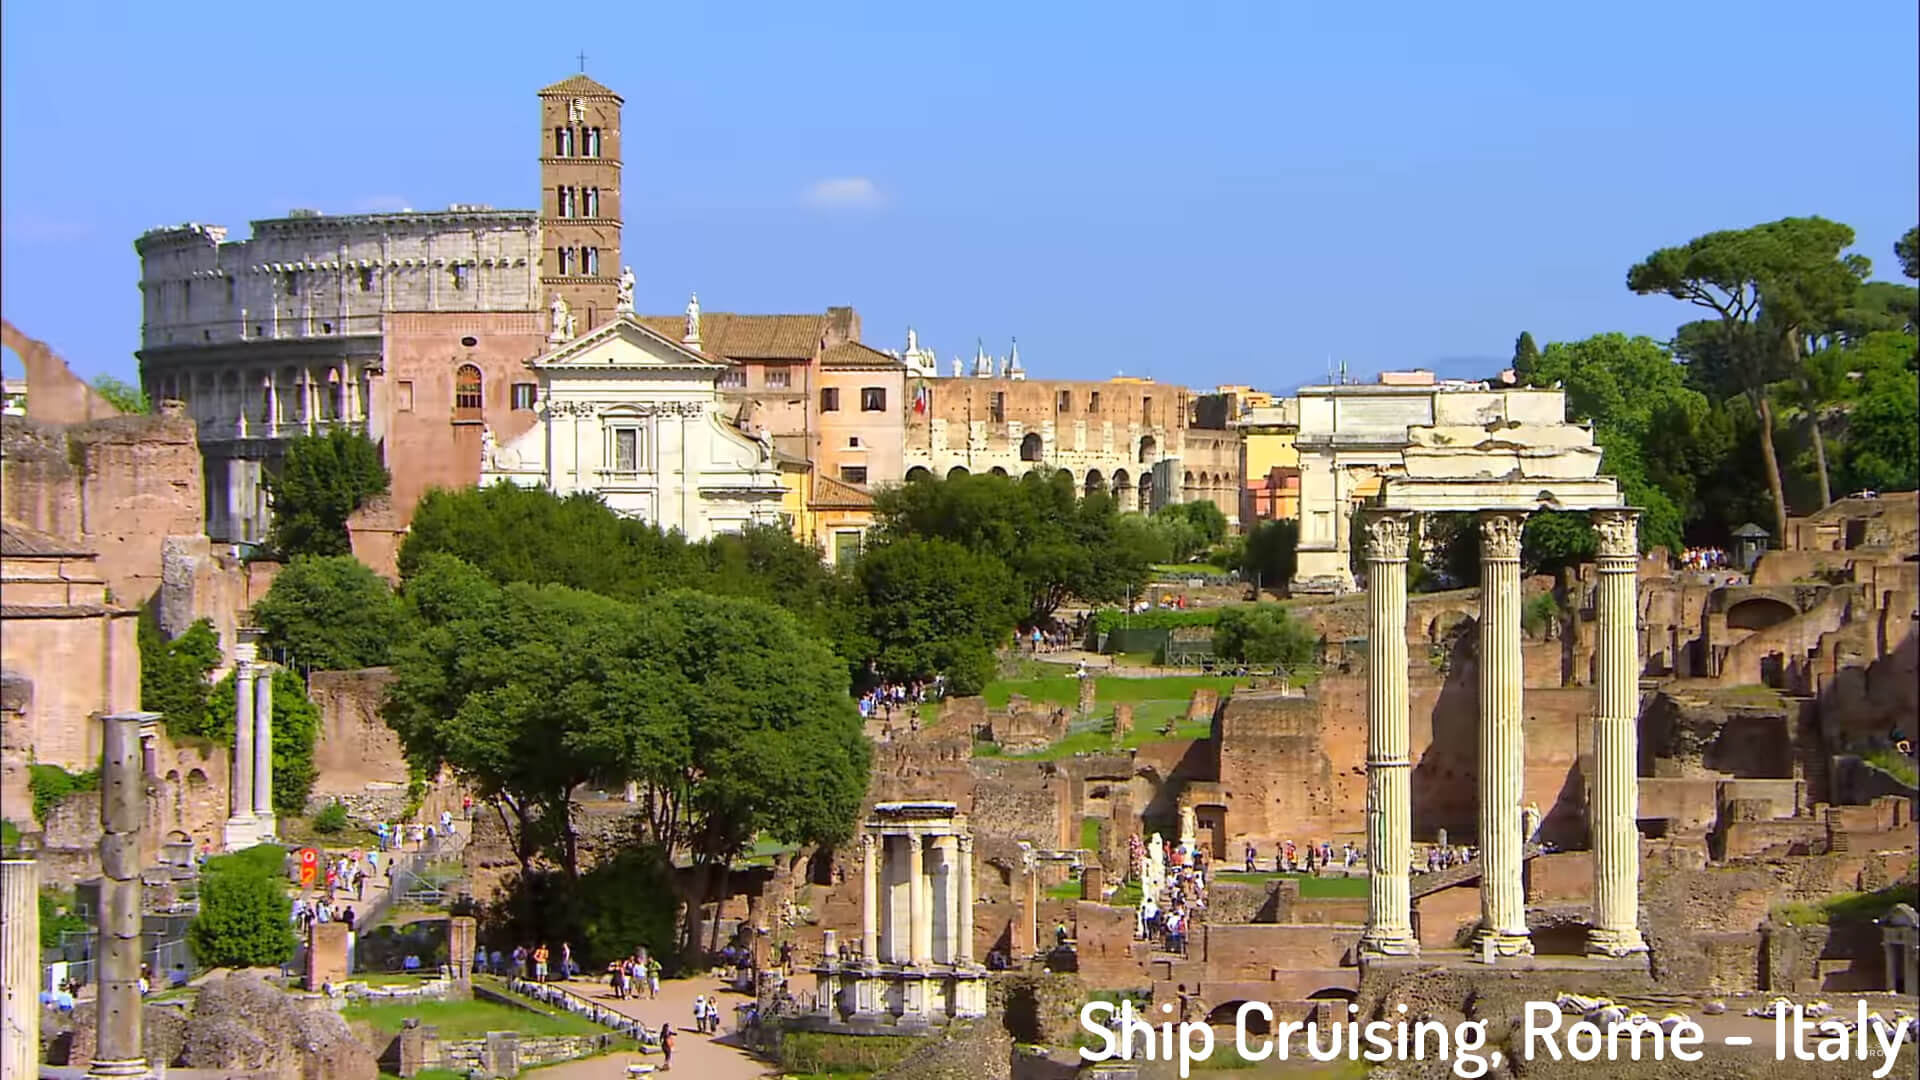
[
  {"xmin": 1090, "ymin": 607, "xmax": 1224, "ymax": 635},
  {"xmin": 28, "ymin": 765, "xmax": 99, "ymax": 824},
  {"xmin": 312, "ymin": 802, "xmax": 350, "ymax": 834},
  {"xmin": 190, "ymin": 845, "xmax": 295, "ymax": 969},
  {"xmin": 39, "ymin": 889, "xmax": 88, "ymax": 949},
  {"xmin": 1210, "ymin": 606, "xmax": 1319, "ymax": 667},
  {"xmin": 1521, "ymin": 592, "xmax": 1563, "ymax": 638}
]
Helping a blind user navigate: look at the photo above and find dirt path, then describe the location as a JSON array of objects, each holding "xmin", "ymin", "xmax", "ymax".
[{"xmin": 530, "ymin": 974, "xmax": 777, "ymax": 1079}]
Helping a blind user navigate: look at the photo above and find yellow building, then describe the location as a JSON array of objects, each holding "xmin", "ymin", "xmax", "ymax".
[
  {"xmin": 1216, "ymin": 384, "xmax": 1276, "ymax": 411},
  {"xmin": 812, "ymin": 474, "xmax": 877, "ymax": 566},
  {"xmin": 1238, "ymin": 399, "xmax": 1299, "ymax": 523}
]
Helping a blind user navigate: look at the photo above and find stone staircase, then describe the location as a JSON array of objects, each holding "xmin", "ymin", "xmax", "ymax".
[{"xmin": 1409, "ymin": 842, "xmax": 1546, "ymax": 900}]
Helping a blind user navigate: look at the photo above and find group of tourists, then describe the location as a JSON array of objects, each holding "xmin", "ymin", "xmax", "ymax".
[
  {"xmin": 858, "ymin": 677, "xmax": 946, "ymax": 721},
  {"xmin": 289, "ymin": 895, "xmax": 357, "ymax": 932},
  {"xmin": 499, "ymin": 942, "xmax": 582, "ymax": 982},
  {"xmin": 691, "ymin": 993, "xmax": 724, "ymax": 1034},
  {"xmin": 1243, "ymin": 839, "xmax": 1357, "ymax": 874},
  {"xmin": 372, "ymin": 810, "xmax": 459, "ymax": 853},
  {"xmin": 602, "ymin": 950, "xmax": 662, "ymax": 999},
  {"xmin": 317, "ymin": 850, "xmax": 376, "ymax": 901},
  {"xmin": 1679, "ymin": 547, "xmax": 1734, "ymax": 572},
  {"xmin": 1420, "ymin": 844, "xmax": 1478, "ymax": 873},
  {"xmin": 1130, "ymin": 832, "xmax": 1210, "ymax": 957},
  {"xmin": 1025, "ymin": 616, "xmax": 1089, "ymax": 653}
]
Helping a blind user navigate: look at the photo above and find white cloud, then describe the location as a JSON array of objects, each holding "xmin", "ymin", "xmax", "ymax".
[
  {"xmin": 352, "ymin": 194, "xmax": 413, "ymax": 213},
  {"xmin": 801, "ymin": 177, "xmax": 885, "ymax": 209}
]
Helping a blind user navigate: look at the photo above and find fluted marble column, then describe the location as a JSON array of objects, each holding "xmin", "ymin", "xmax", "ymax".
[
  {"xmin": 861, "ymin": 834, "xmax": 879, "ymax": 964},
  {"xmin": 252, "ymin": 665, "xmax": 275, "ymax": 836},
  {"xmin": 907, "ymin": 833, "xmax": 928, "ymax": 965},
  {"xmin": 1587, "ymin": 510, "xmax": 1649, "ymax": 956},
  {"xmin": 225, "ymin": 662, "xmax": 257, "ymax": 851},
  {"xmin": 92, "ymin": 712, "xmax": 153, "ymax": 1079},
  {"xmin": 957, "ymin": 835, "xmax": 975, "ymax": 964},
  {"xmin": 2, "ymin": 859, "xmax": 40, "ymax": 1080},
  {"xmin": 1360, "ymin": 511, "xmax": 1418, "ymax": 957},
  {"xmin": 934, "ymin": 836, "xmax": 958, "ymax": 964},
  {"xmin": 1475, "ymin": 511, "xmax": 1533, "ymax": 957}
]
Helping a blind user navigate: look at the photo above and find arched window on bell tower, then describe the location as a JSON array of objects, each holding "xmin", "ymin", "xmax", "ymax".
[{"xmin": 455, "ymin": 364, "xmax": 483, "ymax": 419}]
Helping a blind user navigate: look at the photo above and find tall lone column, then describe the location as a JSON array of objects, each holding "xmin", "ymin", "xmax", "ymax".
[
  {"xmin": 92, "ymin": 712, "xmax": 156, "ymax": 1079},
  {"xmin": 224, "ymin": 662, "xmax": 257, "ymax": 851},
  {"xmin": 1475, "ymin": 511, "xmax": 1533, "ymax": 958},
  {"xmin": 1587, "ymin": 510, "xmax": 1649, "ymax": 956},
  {"xmin": 861, "ymin": 834, "xmax": 879, "ymax": 965},
  {"xmin": 252, "ymin": 664, "xmax": 275, "ymax": 837},
  {"xmin": 906, "ymin": 833, "xmax": 927, "ymax": 965},
  {"xmin": 1360, "ymin": 511, "xmax": 1418, "ymax": 957},
  {"xmin": 2, "ymin": 859, "xmax": 40, "ymax": 1080},
  {"xmin": 957, "ymin": 835, "xmax": 975, "ymax": 965}
]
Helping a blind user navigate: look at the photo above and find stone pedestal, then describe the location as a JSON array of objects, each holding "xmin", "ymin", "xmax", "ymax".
[
  {"xmin": 1587, "ymin": 510, "xmax": 1648, "ymax": 956},
  {"xmin": 91, "ymin": 712, "xmax": 156, "ymax": 1079},
  {"xmin": 448, "ymin": 916, "xmax": 477, "ymax": 984},
  {"xmin": 1473, "ymin": 512, "xmax": 1532, "ymax": 958},
  {"xmin": 1081, "ymin": 865, "xmax": 1105, "ymax": 901},
  {"xmin": 1360, "ymin": 512, "xmax": 1418, "ymax": 957},
  {"xmin": 2, "ymin": 859, "xmax": 40, "ymax": 1080},
  {"xmin": 307, "ymin": 922, "xmax": 351, "ymax": 991}
]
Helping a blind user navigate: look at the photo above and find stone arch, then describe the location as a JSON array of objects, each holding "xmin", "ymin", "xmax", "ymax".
[
  {"xmin": 1209, "ymin": 1001, "xmax": 1271, "ymax": 1034},
  {"xmin": 164, "ymin": 769, "xmax": 181, "ymax": 784},
  {"xmin": 1139, "ymin": 435, "xmax": 1158, "ymax": 464},
  {"xmin": 187, "ymin": 768, "xmax": 208, "ymax": 786},
  {"xmin": 1054, "ymin": 468, "xmax": 1075, "ymax": 490},
  {"xmin": 1084, "ymin": 469, "xmax": 1105, "ymax": 496},
  {"xmin": 1020, "ymin": 432, "xmax": 1044, "ymax": 462},
  {"xmin": 1138, "ymin": 471, "xmax": 1154, "ymax": 507},
  {"xmin": 947, "ymin": 466, "xmax": 970, "ymax": 480},
  {"xmin": 1307, "ymin": 987, "xmax": 1357, "ymax": 1002},
  {"xmin": 906, "ymin": 466, "xmax": 934, "ymax": 483},
  {"xmin": 990, "ymin": 466, "xmax": 1009, "ymax": 478},
  {"xmin": 1726, "ymin": 597, "xmax": 1796, "ymax": 631}
]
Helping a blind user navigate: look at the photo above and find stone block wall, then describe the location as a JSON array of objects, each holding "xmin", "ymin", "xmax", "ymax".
[{"xmin": 308, "ymin": 667, "xmax": 408, "ymax": 796}]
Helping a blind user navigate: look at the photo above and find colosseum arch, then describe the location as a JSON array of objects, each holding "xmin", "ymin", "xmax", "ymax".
[
  {"xmin": 1084, "ymin": 469, "xmax": 1105, "ymax": 496},
  {"xmin": 906, "ymin": 466, "xmax": 933, "ymax": 483},
  {"xmin": 947, "ymin": 466, "xmax": 971, "ymax": 480},
  {"xmin": 1020, "ymin": 432, "xmax": 1044, "ymax": 462},
  {"xmin": 1139, "ymin": 435, "xmax": 1158, "ymax": 464}
]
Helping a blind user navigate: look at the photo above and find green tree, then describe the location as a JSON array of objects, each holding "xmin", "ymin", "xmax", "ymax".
[
  {"xmin": 265, "ymin": 430, "xmax": 391, "ymax": 558},
  {"xmin": 91, "ymin": 376, "xmax": 150, "ymax": 414},
  {"xmin": 1630, "ymin": 217, "xmax": 1870, "ymax": 538},
  {"xmin": 1153, "ymin": 501, "xmax": 1227, "ymax": 550},
  {"xmin": 1512, "ymin": 331, "xmax": 1541, "ymax": 381},
  {"xmin": 207, "ymin": 669, "xmax": 322, "ymax": 816},
  {"xmin": 1834, "ymin": 331, "xmax": 1920, "ymax": 493},
  {"xmin": 1897, "ymin": 225, "xmax": 1918, "ymax": 280},
  {"xmin": 189, "ymin": 848, "xmax": 296, "ymax": 969},
  {"xmin": 1211, "ymin": 605, "xmax": 1318, "ymax": 668},
  {"xmin": 138, "ymin": 614, "xmax": 222, "ymax": 733},
  {"xmin": 847, "ymin": 537, "xmax": 1021, "ymax": 694},
  {"xmin": 251, "ymin": 555, "xmax": 405, "ymax": 670},
  {"xmin": 1240, "ymin": 518, "xmax": 1297, "ymax": 595}
]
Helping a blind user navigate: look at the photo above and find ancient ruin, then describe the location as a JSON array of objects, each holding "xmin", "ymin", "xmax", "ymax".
[{"xmin": 812, "ymin": 802, "xmax": 988, "ymax": 1026}]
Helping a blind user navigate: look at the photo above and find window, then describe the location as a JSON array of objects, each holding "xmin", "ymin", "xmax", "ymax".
[
  {"xmin": 554, "ymin": 127, "xmax": 573, "ymax": 156},
  {"xmin": 1057, "ymin": 390, "xmax": 1072, "ymax": 413},
  {"xmin": 583, "ymin": 247, "xmax": 599, "ymax": 276},
  {"xmin": 396, "ymin": 381, "xmax": 415, "ymax": 412},
  {"xmin": 1089, "ymin": 391, "xmax": 1102, "ymax": 414},
  {"xmin": 1020, "ymin": 432, "xmax": 1044, "ymax": 462},
  {"xmin": 861, "ymin": 387, "xmax": 887, "ymax": 412},
  {"xmin": 840, "ymin": 466, "xmax": 868, "ymax": 484},
  {"xmin": 833, "ymin": 530, "xmax": 862, "ymax": 565},
  {"xmin": 451, "ymin": 265, "xmax": 470, "ymax": 291},
  {"xmin": 557, "ymin": 186, "xmax": 574, "ymax": 218},
  {"xmin": 719, "ymin": 368, "xmax": 746, "ymax": 389},
  {"xmin": 583, "ymin": 188, "xmax": 599, "ymax": 217},
  {"xmin": 989, "ymin": 391, "xmax": 1006, "ymax": 422},
  {"xmin": 848, "ymin": 436, "xmax": 861, "ymax": 448},
  {"xmin": 820, "ymin": 387, "xmax": 840, "ymax": 412},
  {"xmin": 454, "ymin": 364, "xmax": 483, "ymax": 413},
  {"xmin": 511, "ymin": 383, "xmax": 537, "ymax": 410},
  {"xmin": 557, "ymin": 247, "xmax": 574, "ymax": 275},
  {"xmin": 610, "ymin": 426, "xmax": 647, "ymax": 472},
  {"xmin": 321, "ymin": 321, "xmax": 334, "ymax": 334},
  {"xmin": 358, "ymin": 267, "xmax": 375, "ymax": 292},
  {"xmin": 284, "ymin": 271, "xmax": 300, "ymax": 296},
  {"xmin": 765, "ymin": 365, "xmax": 791, "ymax": 389},
  {"xmin": 1142, "ymin": 396, "xmax": 1154, "ymax": 425}
]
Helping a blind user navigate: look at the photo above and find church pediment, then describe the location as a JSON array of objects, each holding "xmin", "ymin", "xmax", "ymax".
[{"xmin": 533, "ymin": 315, "xmax": 730, "ymax": 372}]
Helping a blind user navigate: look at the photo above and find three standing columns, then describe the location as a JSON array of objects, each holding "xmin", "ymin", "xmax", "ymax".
[
  {"xmin": 1360, "ymin": 511, "xmax": 1417, "ymax": 957},
  {"xmin": 1475, "ymin": 511, "xmax": 1533, "ymax": 957},
  {"xmin": 1587, "ymin": 511, "xmax": 1648, "ymax": 955}
]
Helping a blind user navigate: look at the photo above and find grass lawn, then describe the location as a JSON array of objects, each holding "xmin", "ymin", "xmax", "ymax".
[
  {"xmin": 1212, "ymin": 872, "xmax": 1369, "ymax": 899},
  {"xmin": 982, "ymin": 673, "xmax": 1247, "ymax": 710},
  {"xmin": 1863, "ymin": 748, "xmax": 1917, "ymax": 787},
  {"xmin": 1773, "ymin": 882, "xmax": 1918, "ymax": 927},
  {"xmin": 344, "ymin": 996, "xmax": 604, "ymax": 1039}
]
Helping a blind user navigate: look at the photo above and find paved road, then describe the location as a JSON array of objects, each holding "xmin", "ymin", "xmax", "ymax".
[{"xmin": 531, "ymin": 974, "xmax": 777, "ymax": 1079}]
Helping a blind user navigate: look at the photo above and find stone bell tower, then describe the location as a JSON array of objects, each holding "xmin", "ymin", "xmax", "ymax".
[{"xmin": 537, "ymin": 72, "xmax": 623, "ymax": 336}]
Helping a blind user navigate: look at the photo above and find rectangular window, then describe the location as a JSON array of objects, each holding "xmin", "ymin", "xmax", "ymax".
[
  {"xmin": 861, "ymin": 387, "xmax": 887, "ymax": 412},
  {"xmin": 451, "ymin": 265, "xmax": 470, "ymax": 291},
  {"xmin": 511, "ymin": 383, "xmax": 537, "ymax": 410},
  {"xmin": 358, "ymin": 267, "xmax": 375, "ymax": 292},
  {"xmin": 989, "ymin": 391, "xmax": 1005, "ymax": 422},
  {"xmin": 554, "ymin": 127, "xmax": 570, "ymax": 157},
  {"xmin": 819, "ymin": 387, "xmax": 840, "ymax": 412},
  {"xmin": 840, "ymin": 466, "xmax": 868, "ymax": 484},
  {"xmin": 586, "ymin": 128, "xmax": 601, "ymax": 157},
  {"xmin": 719, "ymin": 368, "xmax": 746, "ymax": 389},
  {"xmin": 284, "ymin": 272, "xmax": 300, "ymax": 296},
  {"xmin": 584, "ymin": 188, "xmax": 599, "ymax": 217},
  {"xmin": 833, "ymin": 530, "xmax": 862, "ymax": 565},
  {"xmin": 1089, "ymin": 391, "xmax": 1102, "ymax": 414},
  {"xmin": 396, "ymin": 381, "xmax": 415, "ymax": 412},
  {"xmin": 1142, "ymin": 396, "xmax": 1154, "ymax": 425},
  {"xmin": 557, "ymin": 247, "xmax": 574, "ymax": 275},
  {"xmin": 612, "ymin": 427, "xmax": 646, "ymax": 473},
  {"xmin": 583, "ymin": 247, "xmax": 599, "ymax": 276},
  {"xmin": 765, "ymin": 365, "xmax": 791, "ymax": 389},
  {"xmin": 1057, "ymin": 390, "xmax": 1071, "ymax": 413}
]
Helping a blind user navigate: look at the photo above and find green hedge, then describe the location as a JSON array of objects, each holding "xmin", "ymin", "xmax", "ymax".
[
  {"xmin": 1090, "ymin": 607, "xmax": 1226, "ymax": 635},
  {"xmin": 28, "ymin": 765, "xmax": 100, "ymax": 824}
]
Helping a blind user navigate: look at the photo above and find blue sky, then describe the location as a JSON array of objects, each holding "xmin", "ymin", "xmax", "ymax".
[{"xmin": 4, "ymin": 1, "xmax": 1915, "ymax": 391}]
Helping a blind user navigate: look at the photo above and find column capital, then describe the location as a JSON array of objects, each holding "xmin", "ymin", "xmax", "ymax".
[
  {"xmin": 1361, "ymin": 510, "xmax": 1413, "ymax": 563},
  {"xmin": 956, "ymin": 834, "xmax": 973, "ymax": 854},
  {"xmin": 1478, "ymin": 510, "xmax": 1527, "ymax": 561},
  {"xmin": 1590, "ymin": 509, "xmax": 1640, "ymax": 560}
]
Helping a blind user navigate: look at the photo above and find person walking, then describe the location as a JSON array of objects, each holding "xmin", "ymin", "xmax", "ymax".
[
  {"xmin": 646, "ymin": 954, "xmax": 661, "ymax": 998},
  {"xmin": 660, "ymin": 1024, "xmax": 675, "ymax": 1070},
  {"xmin": 532, "ymin": 943, "xmax": 550, "ymax": 983}
]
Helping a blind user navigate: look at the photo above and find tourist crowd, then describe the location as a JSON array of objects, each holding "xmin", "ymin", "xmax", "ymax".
[
  {"xmin": 1242, "ymin": 840, "xmax": 1358, "ymax": 874},
  {"xmin": 859, "ymin": 677, "xmax": 945, "ymax": 721},
  {"xmin": 1679, "ymin": 547, "xmax": 1733, "ymax": 572}
]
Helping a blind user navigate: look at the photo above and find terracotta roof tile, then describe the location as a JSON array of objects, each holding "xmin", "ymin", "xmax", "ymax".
[
  {"xmin": 637, "ymin": 312, "xmax": 829, "ymax": 362},
  {"xmin": 1, "ymin": 522, "xmax": 92, "ymax": 558},
  {"xmin": 820, "ymin": 342, "xmax": 905, "ymax": 370},
  {"xmin": 811, "ymin": 474, "xmax": 876, "ymax": 509},
  {"xmin": 539, "ymin": 74, "xmax": 622, "ymax": 98}
]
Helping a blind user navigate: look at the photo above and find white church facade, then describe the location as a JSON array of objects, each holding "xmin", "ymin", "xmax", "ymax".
[{"xmin": 480, "ymin": 313, "xmax": 788, "ymax": 539}]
